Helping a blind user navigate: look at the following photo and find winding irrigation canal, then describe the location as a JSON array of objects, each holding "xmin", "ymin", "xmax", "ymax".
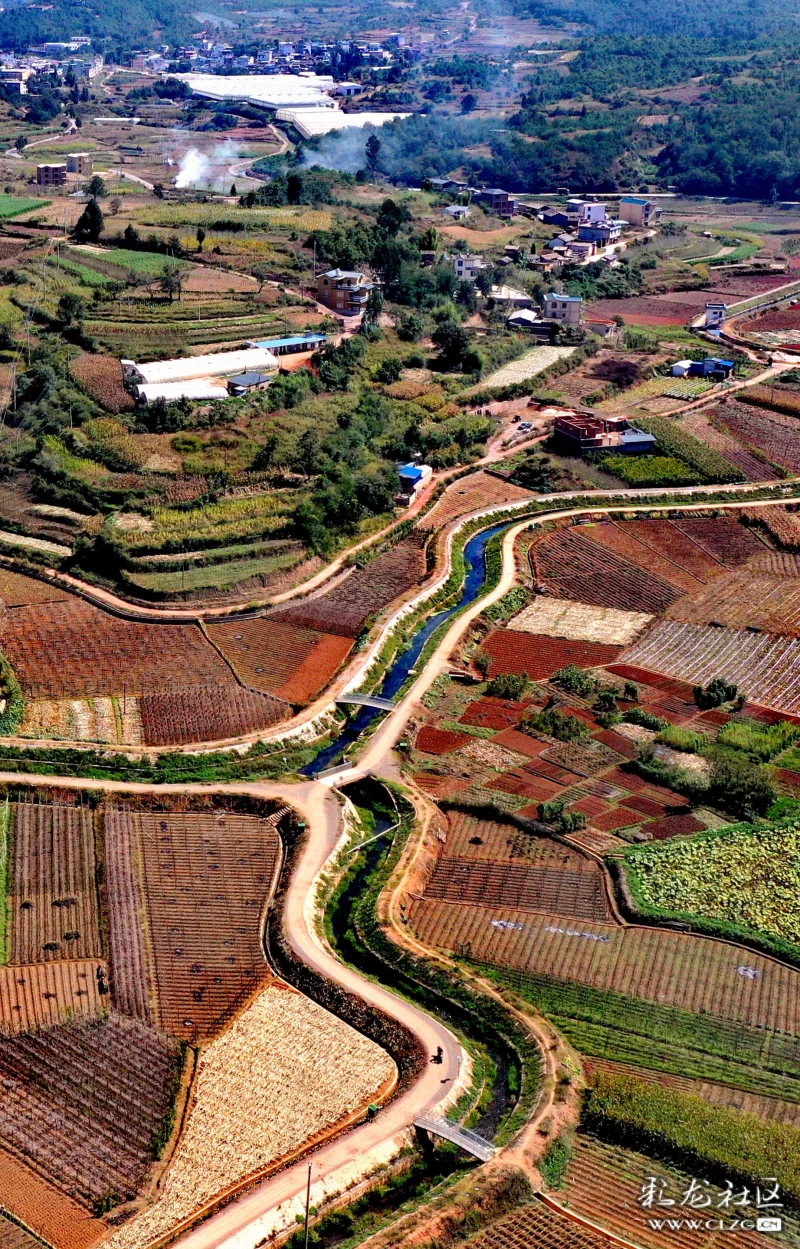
[{"xmin": 302, "ymin": 521, "xmax": 510, "ymax": 776}]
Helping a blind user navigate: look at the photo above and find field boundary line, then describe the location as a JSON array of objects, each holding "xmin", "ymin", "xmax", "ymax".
[
  {"xmin": 538, "ymin": 1191, "xmax": 648, "ymax": 1249},
  {"xmin": 5, "ymin": 488, "xmax": 800, "ymax": 762}
]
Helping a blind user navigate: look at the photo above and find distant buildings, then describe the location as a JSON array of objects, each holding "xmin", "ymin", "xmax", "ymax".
[
  {"xmin": 474, "ymin": 188, "xmax": 518, "ymax": 218},
  {"xmin": 0, "ymin": 67, "xmax": 33, "ymax": 93},
  {"xmin": 452, "ymin": 253, "xmax": 489, "ymax": 282},
  {"xmin": 577, "ymin": 219, "xmax": 624, "ymax": 245},
  {"xmin": 397, "ymin": 462, "xmax": 432, "ymax": 503},
  {"xmin": 441, "ymin": 204, "xmax": 470, "ymax": 220},
  {"xmin": 670, "ymin": 357, "xmax": 734, "ymax": 380},
  {"xmin": 543, "ymin": 292, "xmax": 582, "ymax": 325},
  {"xmin": 66, "ymin": 153, "xmax": 92, "ymax": 175},
  {"xmin": 316, "ymin": 269, "xmax": 378, "ymax": 315},
  {"xmin": 552, "ymin": 414, "xmax": 656, "ymax": 456},
  {"xmin": 618, "ymin": 196, "xmax": 662, "ymax": 227},
  {"xmin": 36, "ymin": 163, "xmax": 67, "ymax": 187}
]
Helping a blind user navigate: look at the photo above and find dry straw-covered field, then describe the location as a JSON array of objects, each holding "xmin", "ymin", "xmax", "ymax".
[
  {"xmin": 510, "ymin": 597, "xmax": 653, "ymax": 645},
  {"xmin": 106, "ymin": 985, "xmax": 395, "ymax": 1248}
]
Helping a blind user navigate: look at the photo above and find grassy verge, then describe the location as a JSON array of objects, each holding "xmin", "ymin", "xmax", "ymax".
[
  {"xmin": 477, "ymin": 964, "xmax": 800, "ymax": 1103},
  {"xmin": 0, "ymin": 652, "xmax": 24, "ymax": 738},
  {"xmin": 0, "ymin": 733, "xmax": 332, "ymax": 784}
]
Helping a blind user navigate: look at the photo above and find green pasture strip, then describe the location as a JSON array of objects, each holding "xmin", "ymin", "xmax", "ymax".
[
  {"xmin": 124, "ymin": 549, "xmax": 303, "ymax": 594},
  {"xmin": 477, "ymin": 964, "xmax": 800, "ymax": 1102},
  {"xmin": 0, "ymin": 194, "xmax": 48, "ymax": 218}
]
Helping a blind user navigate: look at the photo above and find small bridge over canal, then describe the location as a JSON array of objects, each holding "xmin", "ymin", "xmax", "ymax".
[
  {"xmin": 413, "ymin": 1116, "xmax": 496, "ymax": 1162},
  {"xmin": 336, "ymin": 693, "xmax": 397, "ymax": 712}
]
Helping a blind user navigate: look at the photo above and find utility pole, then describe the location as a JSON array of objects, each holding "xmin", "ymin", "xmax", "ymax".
[{"xmin": 303, "ymin": 1164, "xmax": 312, "ymax": 1249}]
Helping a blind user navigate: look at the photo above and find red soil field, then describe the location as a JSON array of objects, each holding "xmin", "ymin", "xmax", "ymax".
[
  {"xmin": 1, "ymin": 1215, "xmax": 48, "ymax": 1249},
  {"xmin": 743, "ymin": 506, "xmax": 800, "ymax": 552},
  {"xmin": 441, "ymin": 810, "xmax": 568, "ymax": 862},
  {"xmin": 462, "ymin": 1195, "xmax": 618, "ymax": 1249},
  {"xmin": 0, "ymin": 569, "xmax": 69, "ymax": 607},
  {"xmin": 419, "ymin": 470, "xmax": 532, "ymax": 532},
  {"xmin": 744, "ymin": 305, "xmax": 800, "ymax": 331},
  {"xmin": 275, "ymin": 538, "xmax": 427, "ymax": 638},
  {"xmin": 0, "ymin": 961, "xmax": 106, "ymax": 1036},
  {"xmin": 604, "ymin": 517, "xmax": 728, "ymax": 580},
  {"xmin": 409, "ymin": 902, "xmax": 800, "ymax": 1033},
  {"xmin": 678, "ymin": 412, "xmax": 773, "ymax": 482},
  {"xmin": 588, "ymin": 296, "xmax": 700, "ymax": 325},
  {"xmin": 563, "ymin": 1137, "xmax": 770, "ymax": 1249},
  {"xmin": 0, "ymin": 1015, "xmax": 179, "ymax": 1208},
  {"xmin": 669, "ymin": 515, "xmax": 766, "ymax": 565},
  {"xmin": 415, "ymin": 725, "xmax": 472, "ymax": 754},
  {"xmin": 0, "ymin": 600, "xmax": 234, "ymax": 699},
  {"xmin": 482, "ymin": 629, "xmax": 623, "ymax": 679},
  {"xmin": 645, "ymin": 813, "xmax": 706, "ymax": 839},
  {"xmin": 206, "ymin": 617, "xmax": 353, "ymax": 705},
  {"xmin": 104, "ymin": 808, "xmax": 151, "ymax": 1024},
  {"xmin": 140, "ymin": 685, "xmax": 290, "ymax": 746},
  {"xmin": 531, "ymin": 528, "xmax": 681, "ymax": 613},
  {"xmin": 9, "ymin": 802, "xmax": 102, "ymax": 966},
  {"xmin": 426, "ymin": 857, "xmax": 611, "ymax": 921},
  {"xmin": 459, "ymin": 695, "xmax": 532, "ymax": 731},
  {"xmin": 70, "ymin": 353, "xmax": 135, "ymax": 414},
  {"xmin": 0, "ymin": 1146, "xmax": 106, "ymax": 1249},
  {"xmin": 710, "ymin": 400, "xmax": 800, "ymax": 474},
  {"xmin": 665, "ymin": 567, "xmax": 800, "ymax": 635},
  {"xmin": 131, "ymin": 809, "xmax": 281, "ymax": 1040}
]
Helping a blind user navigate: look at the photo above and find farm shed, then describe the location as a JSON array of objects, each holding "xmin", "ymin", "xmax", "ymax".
[
  {"xmin": 121, "ymin": 346, "xmax": 280, "ymax": 388},
  {"xmin": 226, "ymin": 372, "xmax": 272, "ymax": 396},
  {"xmin": 135, "ymin": 380, "xmax": 228, "ymax": 403},
  {"xmin": 247, "ymin": 333, "xmax": 327, "ymax": 355}
]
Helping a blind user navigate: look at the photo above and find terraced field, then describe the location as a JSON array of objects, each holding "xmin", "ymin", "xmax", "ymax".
[
  {"xmin": 622, "ymin": 621, "xmax": 800, "ymax": 713},
  {"xmin": 409, "ymin": 902, "xmax": 800, "ymax": 1033},
  {"xmin": 205, "ymin": 617, "xmax": 354, "ymax": 705}
]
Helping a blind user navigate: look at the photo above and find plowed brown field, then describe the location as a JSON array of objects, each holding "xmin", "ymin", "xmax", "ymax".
[
  {"xmin": 0, "ymin": 960, "xmax": 106, "ymax": 1036},
  {"xmin": 206, "ymin": 617, "xmax": 353, "ymax": 704}
]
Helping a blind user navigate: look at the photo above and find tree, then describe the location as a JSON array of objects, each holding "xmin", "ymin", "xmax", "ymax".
[
  {"xmin": 419, "ymin": 225, "xmax": 438, "ymax": 251},
  {"xmin": 461, "ymin": 92, "xmax": 478, "ymax": 113},
  {"xmin": 398, "ymin": 311, "xmax": 424, "ymax": 342},
  {"xmin": 475, "ymin": 267, "xmax": 494, "ymax": 297},
  {"xmin": 109, "ymin": 197, "xmax": 121, "ymax": 216},
  {"xmin": 376, "ymin": 198, "xmax": 410, "ymax": 237},
  {"xmin": 14, "ymin": 135, "xmax": 26, "ymax": 152},
  {"xmin": 196, "ymin": 226, "xmax": 206, "ymax": 253},
  {"xmin": 252, "ymin": 262, "xmax": 271, "ymax": 292},
  {"xmin": 432, "ymin": 319, "xmax": 470, "ymax": 370},
  {"xmin": 374, "ymin": 356, "xmax": 402, "ymax": 384},
  {"xmin": 57, "ymin": 292, "xmax": 85, "ymax": 326},
  {"xmin": 73, "ymin": 198, "xmax": 104, "ymax": 244},
  {"xmin": 85, "ymin": 174, "xmax": 107, "ymax": 199},
  {"xmin": 230, "ymin": 183, "xmax": 237, "ymax": 196},
  {"xmin": 365, "ymin": 134, "xmax": 381, "ymax": 174},
  {"xmin": 360, "ymin": 285, "xmax": 384, "ymax": 335},
  {"xmin": 158, "ymin": 265, "xmax": 184, "ymax": 303}
]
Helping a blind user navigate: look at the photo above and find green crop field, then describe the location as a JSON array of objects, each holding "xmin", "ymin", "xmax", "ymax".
[
  {"xmin": 67, "ymin": 246, "xmax": 189, "ymax": 277},
  {"xmin": 0, "ymin": 194, "xmax": 49, "ymax": 218},
  {"xmin": 125, "ymin": 548, "xmax": 303, "ymax": 594},
  {"xmin": 620, "ymin": 819, "xmax": 800, "ymax": 954},
  {"xmin": 479, "ymin": 964, "xmax": 800, "ymax": 1102}
]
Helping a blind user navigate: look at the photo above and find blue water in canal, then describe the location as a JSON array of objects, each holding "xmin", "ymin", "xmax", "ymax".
[{"xmin": 301, "ymin": 521, "xmax": 509, "ymax": 776}]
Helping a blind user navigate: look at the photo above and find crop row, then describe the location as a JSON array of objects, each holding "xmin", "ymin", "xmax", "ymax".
[
  {"xmin": 633, "ymin": 415, "xmax": 747, "ymax": 483},
  {"xmin": 623, "ymin": 620, "xmax": 800, "ymax": 714},
  {"xmin": 409, "ymin": 899, "xmax": 800, "ymax": 1033}
]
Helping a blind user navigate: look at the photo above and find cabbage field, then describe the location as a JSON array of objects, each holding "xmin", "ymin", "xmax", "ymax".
[{"xmin": 622, "ymin": 819, "xmax": 800, "ymax": 953}]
